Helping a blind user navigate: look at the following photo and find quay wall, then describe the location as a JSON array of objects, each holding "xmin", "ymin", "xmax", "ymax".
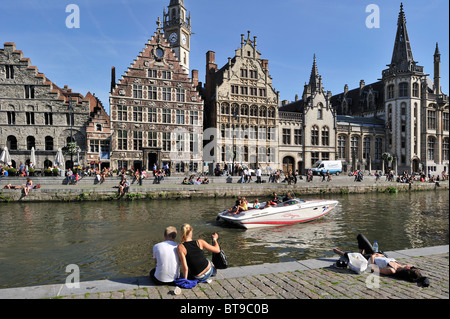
[{"xmin": 0, "ymin": 175, "xmax": 448, "ymax": 203}]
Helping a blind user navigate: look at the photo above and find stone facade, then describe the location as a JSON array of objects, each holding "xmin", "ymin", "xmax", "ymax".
[
  {"xmin": 202, "ymin": 32, "xmax": 280, "ymax": 172},
  {"xmin": 109, "ymin": 20, "xmax": 204, "ymax": 174},
  {"xmin": 0, "ymin": 42, "xmax": 91, "ymax": 170}
]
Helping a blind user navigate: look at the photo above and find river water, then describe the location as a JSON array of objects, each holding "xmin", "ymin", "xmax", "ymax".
[{"xmin": 0, "ymin": 190, "xmax": 448, "ymax": 289}]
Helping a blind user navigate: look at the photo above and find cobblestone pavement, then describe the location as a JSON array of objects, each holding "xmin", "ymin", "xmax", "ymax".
[{"xmin": 60, "ymin": 253, "xmax": 448, "ymax": 300}]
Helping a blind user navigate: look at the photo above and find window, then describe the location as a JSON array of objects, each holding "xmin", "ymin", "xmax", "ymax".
[
  {"xmin": 250, "ymin": 87, "xmax": 258, "ymax": 96},
  {"xmin": 443, "ymin": 138, "xmax": 449, "ymax": 161},
  {"xmin": 7, "ymin": 135, "xmax": 17, "ymax": 150},
  {"xmin": 337, "ymin": 135, "xmax": 346, "ymax": 159},
  {"xmin": 363, "ymin": 137, "xmax": 371, "ymax": 159},
  {"xmin": 268, "ymin": 107, "xmax": 275, "ymax": 118},
  {"xmin": 148, "ymin": 86, "xmax": 157, "ymax": 100},
  {"xmin": 321, "ymin": 127, "xmax": 329, "ymax": 146},
  {"xmin": 259, "ymin": 88, "xmax": 267, "ymax": 97},
  {"xmin": 250, "ymin": 106, "xmax": 257, "ymax": 117},
  {"xmin": 240, "ymin": 69, "xmax": 248, "ymax": 78},
  {"xmin": 45, "ymin": 112, "xmax": 53, "ymax": 125},
  {"xmin": 387, "ymin": 85, "xmax": 394, "ymax": 99},
  {"xmin": 162, "ymin": 109, "xmax": 171, "ymax": 123},
  {"xmin": 162, "ymin": 88, "xmax": 172, "ymax": 101},
  {"xmin": 231, "ymin": 85, "xmax": 239, "ymax": 94},
  {"xmin": 282, "ymin": 129, "xmax": 291, "ymax": 145},
  {"xmin": 26, "ymin": 112, "xmax": 35, "ymax": 125},
  {"xmin": 24, "ymin": 85, "xmax": 35, "ymax": 99},
  {"xmin": 117, "ymin": 105, "xmax": 127, "ymax": 121},
  {"xmin": 375, "ymin": 138, "xmax": 382, "ymax": 160},
  {"xmin": 221, "ymin": 103, "xmax": 230, "ymax": 114},
  {"xmin": 258, "ymin": 127, "xmax": 266, "ymax": 140},
  {"xmin": 249, "ymin": 70, "xmax": 257, "ymax": 79},
  {"xmin": 90, "ymin": 140, "xmax": 100, "ymax": 153},
  {"xmin": 322, "ymin": 152, "xmax": 329, "ymax": 161},
  {"xmin": 427, "ymin": 110, "xmax": 436, "ymax": 130},
  {"xmin": 148, "ymin": 108, "xmax": 157, "ymax": 123},
  {"xmin": 96, "ymin": 124, "xmax": 102, "ymax": 132},
  {"xmin": 259, "ymin": 106, "xmax": 267, "ymax": 117},
  {"xmin": 399, "ymin": 82, "xmax": 408, "ymax": 97},
  {"xmin": 162, "ymin": 132, "xmax": 171, "ymax": 151},
  {"xmin": 133, "ymin": 106, "xmax": 143, "ymax": 122},
  {"xmin": 162, "ymin": 71, "xmax": 171, "ymax": 79},
  {"xmin": 45, "ymin": 136, "xmax": 54, "ymax": 151},
  {"xmin": 427, "ymin": 137, "xmax": 435, "ymax": 160},
  {"xmin": 6, "ymin": 65, "xmax": 14, "ymax": 79},
  {"xmin": 7, "ymin": 111, "xmax": 15, "ymax": 125},
  {"xmin": 311, "ymin": 126, "xmax": 319, "ymax": 145},
  {"xmin": 176, "ymin": 88, "xmax": 185, "ymax": 102},
  {"xmin": 176, "ymin": 133, "xmax": 185, "ymax": 152},
  {"xmin": 118, "ymin": 160, "xmax": 127, "ymax": 170},
  {"xmin": 190, "ymin": 133, "xmax": 199, "ymax": 153},
  {"xmin": 117, "ymin": 130, "xmax": 128, "ymax": 150},
  {"xmin": 26, "ymin": 136, "xmax": 35, "ymax": 150},
  {"xmin": 133, "ymin": 131, "xmax": 143, "ymax": 150},
  {"xmin": 148, "ymin": 132, "xmax": 157, "ymax": 148},
  {"xmin": 101, "ymin": 140, "xmax": 110, "ymax": 154},
  {"xmin": 311, "ymin": 152, "xmax": 319, "ymax": 165},
  {"xmin": 294, "ymin": 129, "xmax": 302, "ymax": 145},
  {"xmin": 351, "ymin": 136, "xmax": 359, "ymax": 157},
  {"xmin": 176, "ymin": 110, "xmax": 185, "ymax": 124},
  {"xmin": 443, "ymin": 113, "xmax": 449, "ymax": 131},
  {"xmin": 267, "ymin": 127, "xmax": 276, "ymax": 141},
  {"xmin": 240, "ymin": 105, "xmax": 248, "ymax": 116},
  {"xmin": 133, "ymin": 85, "xmax": 143, "ymax": 99},
  {"xmin": 412, "ymin": 83, "xmax": 419, "ymax": 97},
  {"xmin": 317, "ymin": 108, "xmax": 323, "ymax": 120},
  {"xmin": 190, "ymin": 111, "xmax": 199, "ymax": 125},
  {"xmin": 401, "ymin": 103, "xmax": 406, "ymax": 116},
  {"xmin": 148, "ymin": 69, "xmax": 157, "ymax": 78},
  {"xmin": 240, "ymin": 86, "xmax": 248, "ymax": 95}
]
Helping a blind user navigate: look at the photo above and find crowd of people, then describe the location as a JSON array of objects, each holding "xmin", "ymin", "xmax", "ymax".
[{"xmin": 182, "ymin": 175, "xmax": 209, "ymax": 185}]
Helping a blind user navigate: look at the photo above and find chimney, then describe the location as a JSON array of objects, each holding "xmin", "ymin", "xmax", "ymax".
[
  {"xmin": 191, "ymin": 69, "xmax": 199, "ymax": 87},
  {"xmin": 262, "ymin": 59, "xmax": 269, "ymax": 72},
  {"xmin": 360, "ymin": 80, "xmax": 365, "ymax": 89},
  {"xmin": 111, "ymin": 67, "xmax": 116, "ymax": 93}
]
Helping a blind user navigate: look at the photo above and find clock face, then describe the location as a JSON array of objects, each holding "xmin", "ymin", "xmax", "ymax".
[
  {"xmin": 169, "ymin": 32, "xmax": 178, "ymax": 44},
  {"xmin": 182, "ymin": 34, "xmax": 187, "ymax": 45},
  {"xmin": 155, "ymin": 48, "xmax": 164, "ymax": 58}
]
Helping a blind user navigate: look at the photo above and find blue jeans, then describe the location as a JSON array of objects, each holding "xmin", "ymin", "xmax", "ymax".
[{"xmin": 195, "ymin": 260, "xmax": 216, "ymax": 281}]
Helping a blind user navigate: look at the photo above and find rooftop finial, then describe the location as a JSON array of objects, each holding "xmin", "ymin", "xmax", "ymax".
[{"xmin": 156, "ymin": 17, "xmax": 162, "ymax": 31}]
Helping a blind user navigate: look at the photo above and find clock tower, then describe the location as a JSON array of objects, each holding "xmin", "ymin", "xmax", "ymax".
[{"xmin": 163, "ymin": 0, "xmax": 191, "ymax": 73}]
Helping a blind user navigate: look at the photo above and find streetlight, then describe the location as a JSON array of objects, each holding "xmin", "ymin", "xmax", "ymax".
[{"xmin": 69, "ymin": 97, "xmax": 73, "ymax": 168}]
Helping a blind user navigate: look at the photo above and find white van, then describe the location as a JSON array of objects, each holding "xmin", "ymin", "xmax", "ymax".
[{"xmin": 311, "ymin": 160, "xmax": 343, "ymax": 175}]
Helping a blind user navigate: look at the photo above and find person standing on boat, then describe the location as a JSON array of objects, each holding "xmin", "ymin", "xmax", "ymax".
[
  {"xmin": 150, "ymin": 226, "xmax": 180, "ymax": 286},
  {"xmin": 177, "ymin": 224, "xmax": 220, "ymax": 283}
]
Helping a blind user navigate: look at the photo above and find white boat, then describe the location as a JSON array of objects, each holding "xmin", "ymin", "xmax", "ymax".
[{"xmin": 216, "ymin": 198, "xmax": 338, "ymax": 229}]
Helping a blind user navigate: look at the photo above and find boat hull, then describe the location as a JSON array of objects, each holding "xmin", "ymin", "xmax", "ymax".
[{"xmin": 217, "ymin": 199, "xmax": 338, "ymax": 229}]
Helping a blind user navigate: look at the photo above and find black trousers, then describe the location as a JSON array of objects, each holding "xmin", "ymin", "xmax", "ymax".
[{"xmin": 357, "ymin": 234, "xmax": 375, "ymax": 259}]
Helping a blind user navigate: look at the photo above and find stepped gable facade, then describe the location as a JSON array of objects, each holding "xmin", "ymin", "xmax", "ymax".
[
  {"xmin": 109, "ymin": 20, "xmax": 203, "ymax": 173},
  {"xmin": 0, "ymin": 42, "xmax": 91, "ymax": 170},
  {"xmin": 202, "ymin": 31, "xmax": 280, "ymax": 171}
]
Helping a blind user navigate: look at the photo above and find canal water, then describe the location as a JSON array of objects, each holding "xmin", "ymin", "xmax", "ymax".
[{"xmin": 0, "ymin": 190, "xmax": 448, "ymax": 289}]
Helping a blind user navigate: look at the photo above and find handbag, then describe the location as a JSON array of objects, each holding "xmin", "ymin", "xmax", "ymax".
[
  {"xmin": 347, "ymin": 253, "xmax": 368, "ymax": 274},
  {"xmin": 211, "ymin": 240, "xmax": 228, "ymax": 269}
]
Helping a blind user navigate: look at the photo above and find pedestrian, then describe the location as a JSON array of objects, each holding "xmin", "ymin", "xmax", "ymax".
[{"xmin": 149, "ymin": 226, "xmax": 180, "ymax": 286}]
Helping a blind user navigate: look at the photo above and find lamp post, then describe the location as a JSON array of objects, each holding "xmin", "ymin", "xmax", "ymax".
[{"xmin": 69, "ymin": 97, "xmax": 74, "ymax": 168}]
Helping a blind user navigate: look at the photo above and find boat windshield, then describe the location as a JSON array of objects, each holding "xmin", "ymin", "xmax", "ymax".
[{"xmin": 275, "ymin": 199, "xmax": 301, "ymax": 207}]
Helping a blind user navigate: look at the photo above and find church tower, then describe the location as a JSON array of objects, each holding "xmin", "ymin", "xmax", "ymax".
[
  {"xmin": 382, "ymin": 3, "xmax": 425, "ymax": 173},
  {"xmin": 163, "ymin": 0, "xmax": 191, "ymax": 73}
]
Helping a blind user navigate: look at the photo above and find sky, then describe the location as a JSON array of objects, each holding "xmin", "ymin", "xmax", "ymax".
[{"xmin": 1, "ymin": 0, "xmax": 448, "ymax": 114}]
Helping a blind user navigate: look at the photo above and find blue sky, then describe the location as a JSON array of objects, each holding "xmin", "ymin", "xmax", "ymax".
[{"xmin": 1, "ymin": 0, "xmax": 448, "ymax": 113}]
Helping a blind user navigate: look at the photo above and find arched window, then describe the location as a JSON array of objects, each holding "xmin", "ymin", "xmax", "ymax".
[
  {"xmin": 427, "ymin": 136, "xmax": 435, "ymax": 161},
  {"xmin": 443, "ymin": 138, "xmax": 449, "ymax": 161},
  {"xmin": 250, "ymin": 105, "xmax": 258, "ymax": 117},
  {"xmin": 231, "ymin": 104, "xmax": 239, "ymax": 117},
  {"xmin": 363, "ymin": 137, "xmax": 371, "ymax": 159},
  {"xmin": 240, "ymin": 104, "xmax": 248, "ymax": 116},
  {"xmin": 311, "ymin": 125, "xmax": 319, "ymax": 145},
  {"xmin": 412, "ymin": 83, "xmax": 420, "ymax": 97},
  {"xmin": 221, "ymin": 103, "xmax": 229, "ymax": 115},
  {"xmin": 351, "ymin": 136, "xmax": 359, "ymax": 157},
  {"xmin": 321, "ymin": 127, "xmax": 329, "ymax": 146},
  {"xmin": 337, "ymin": 135, "xmax": 346, "ymax": 159},
  {"xmin": 268, "ymin": 107, "xmax": 276, "ymax": 118},
  {"xmin": 26, "ymin": 136, "xmax": 35, "ymax": 150},
  {"xmin": 7, "ymin": 135, "xmax": 18, "ymax": 150},
  {"xmin": 45, "ymin": 136, "xmax": 54, "ymax": 151},
  {"xmin": 259, "ymin": 106, "xmax": 267, "ymax": 117}
]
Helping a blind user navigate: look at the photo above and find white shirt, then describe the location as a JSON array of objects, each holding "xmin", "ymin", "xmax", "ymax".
[{"xmin": 153, "ymin": 241, "xmax": 180, "ymax": 282}]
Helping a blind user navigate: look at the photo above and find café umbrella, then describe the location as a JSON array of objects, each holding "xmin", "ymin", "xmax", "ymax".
[
  {"xmin": 30, "ymin": 147, "xmax": 36, "ymax": 166},
  {"xmin": 0, "ymin": 146, "xmax": 12, "ymax": 166},
  {"xmin": 54, "ymin": 148, "xmax": 65, "ymax": 170}
]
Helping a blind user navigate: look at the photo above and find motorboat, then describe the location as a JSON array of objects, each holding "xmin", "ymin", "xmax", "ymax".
[{"xmin": 216, "ymin": 198, "xmax": 338, "ymax": 229}]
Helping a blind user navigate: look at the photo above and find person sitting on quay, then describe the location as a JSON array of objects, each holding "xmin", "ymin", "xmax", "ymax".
[
  {"xmin": 118, "ymin": 177, "xmax": 130, "ymax": 196},
  {"xmin": 177, "ymin": 224, "xmax": 220, "ymax": 283},
  {"xmin": 149, "ymin": 226, "xmax": 180, "ymax": 286},
  {"xmin": 202, "ymin": 177, "xmax": 209, "ymax": 184}
]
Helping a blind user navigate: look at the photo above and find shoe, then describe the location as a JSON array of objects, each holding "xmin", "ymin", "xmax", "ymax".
[{"xmin": 206, "ymin": 279, "xmax": 213, "ymax": 284}]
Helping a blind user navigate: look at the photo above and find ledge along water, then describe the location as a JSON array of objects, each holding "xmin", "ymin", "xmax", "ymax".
[{"xmin": 0, "ymin": 175, "xmax": 448, "ymax": 202}]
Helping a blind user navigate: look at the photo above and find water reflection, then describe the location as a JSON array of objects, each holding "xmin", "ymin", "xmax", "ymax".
[{"xmin": 0, "ymin": 191, "xmax": 448, "ymax": 288}]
